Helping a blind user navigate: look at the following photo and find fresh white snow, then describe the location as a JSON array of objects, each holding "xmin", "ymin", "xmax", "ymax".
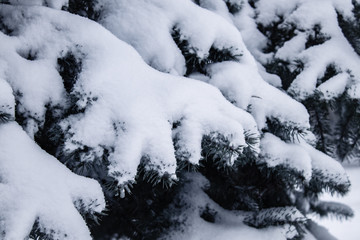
[{"xmin": 260, "ymin": 133, "xmax": 313, "ymax": 181}]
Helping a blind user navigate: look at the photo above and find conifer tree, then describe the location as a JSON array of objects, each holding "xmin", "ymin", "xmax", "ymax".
[{"xmin": 0, "ymin": 0, "xmax": 354, "ymax": 239}]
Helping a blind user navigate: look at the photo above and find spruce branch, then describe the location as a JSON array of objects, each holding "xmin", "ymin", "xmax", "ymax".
[
  {"xmin": 308, "ymin": 169, "xmax": 351, "ymax": 196},
  {"xmin": 310, "ymin": 201, "xmax": 354, "ymax": 220},
  {"xmin": 243, "ymin": 206, "xmax": 307, "ymax": 228},
  {"xmin": 337, "ymin": 1, "xmax": 360, "ymax": 56},
  {"xmin": 224, "ymin": 0, "xmax": 244, "ymax": 14},
  {"xmin": 303, "ymin": 91, "xmax": 336, "ymax": 156},
  {"xmin": 0, "ymin": 112, "xmax": 13, "ymax": 123},
  {"xmin": 305, "ymin": 24, "xmax": 331, "ymax": 49},
  {"xmin": 265, "ymin": 117, "xmax": 307, "ymax": 143},
  {"xmin": 136, "ymin": 158, "xmax": 177, "ymax": 190},
  {"xmin": 171, "ymin": 26, "xmax": 242, "ymax": 75},
  {"xmin": 64, "ymin": 0, "xmax": 102, "ymax": 21},
  {"xmin": 265, "ymin": 58, "xmax": 304, "ymax": 90},
  {"xmin": 201, "ymin": 132, "xmax": 244, "ymax": 169},
  {"xmin": 257, "ymin": 14, "xmax": 297, "ymax": 54},
  {"xmin": 176, "ymin": 159, "xmax": 200, "ymax": 173}
]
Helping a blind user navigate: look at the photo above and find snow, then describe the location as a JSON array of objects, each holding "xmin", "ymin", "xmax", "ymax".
[
  {"xmin": 317, "ymin": 73, "xmax": 349, "ymax": 100},
  {"xmin": 258, "ymin": 133, "xmax": 350, "ymax": 187},
  {"xmin": 194, "ymin": 0, "xmax": 233, "ymax": 23},
  {"xmin": 301, "ymin": 142, "xmax": 350, "ymax": 188},
  {"xmin": 97, "ymin": 0, "xmax": 245, "ymax": 76},
  {"xmin": 312, "ymin": 166, "xmax": 360, "ymax": 240},
  {"xmin": 231, "ymin": 1, "xmax": 272, "ymax": 65},
  {"xmin": 0, "ymin": 122, "xmax": 105, "ymax": 239},
  {"xmin": 260, "ymin": 133, "xmax": 312, "ymax": 181},
  {"xmin": 274, "ymin": 32, "xmax": 307, "ymax": 60}
]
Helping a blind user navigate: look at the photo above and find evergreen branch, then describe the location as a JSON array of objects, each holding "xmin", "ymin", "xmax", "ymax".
[
  {"xmin": 257, "ymin": 163, "xmax": 307, "ymax": 195},
  {"xmin": 64, "ymin": 0, "xmax": 102, "ymax": 21},
  {"xmin": 337, "ymin": 97, "xmax": 360, "ymax": 160},
  {"xmin": 243, "ymin": 206, "xmax": 307, "ymax": 228},
  {"xmin": 337, "ymin": 2, "xmax": 360, "ymax": 56},
  {"xmin": 265, "ymin": 58, "xmax": 303, "ymax": 90},
  {"xmin": 344, "ymin": 140, "xmax": 360, "ymax": 163},
  {"xmin": 302, "ymin": 92, "xmax": 335, "ymax": 156},
  {"xmin": 171, "ymin": 26, "xmax": 242, "ymax": 75},
  {"xmin": 202, "ymin": 133, "xmax": 243, "ymax": 166},
  {"xmin": 136, "ymin": 159, "xmax": 177, "ymax": 190},
  {"xmin": 315, "ymin": 63, "xmax": 339, "ymax": 88},
  {"xmin": 0, "ymin": 112, "xmax": 13, "ymax": 123},
  {"xmin": 224, "ymin": 0, "xmax": 243, "ymax": 14},
  {"xmin": 244, "ymin": 129, "xmax": 260, "ymax": 152},
  {"xmin": 308, "ymin": 169, "xmax": 351, "ymax": 196},
  {"xmin": 199, "ymin": 204, "xmax": 218, "ymax": 223},
  {"xmin": 257, "ymin": 15, "xmax": 297, "ymax": 54},
  {"xmin": 93, "ymin": 173, "xmax": 179, "ymax": 239},
  {"xmin": 57, "ymin": 49, "xmax": 84, "ymax": 94},
  {"xmin": 305, "ymin": 24, "xmax": 331, "ymax": 50},
  {"xmin": 28, "ymin": 219, "xmax": 67, "ymax": 240},
  {"xmin": 310, "ymin": 201, "xmax": 354, "ymax": 220},
  {"xmin": 265, "ymin": 117, "xmax": 307, "ymax": 143},
  {"xmin": 176, "ymin": 159, "xmax": 200, "ymax": 173},
  {"xmin": 74, "ymin": 199, "xmax": 108, "ymax": 227}
]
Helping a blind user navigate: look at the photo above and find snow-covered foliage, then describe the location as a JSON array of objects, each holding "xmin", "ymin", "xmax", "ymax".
[
  {"xmin": 70, "ymin": 0, "xmax": 350, "ymax": 196},
  {"xmin": 162, "ymin": 173, "xmax": 295, "ymax": 240},
  {"xmin": 0, "ymin": 3, "xmax": 258, "ymax": 186},
  {"xmin": 311, "ymin": 200, "xmax": 354, "ymax": 219},
  {"xmin": 260, "ymin": 133, "xmax": 313, "ymax": 181},
  {"xmin": 213, "ymin": 0, "xmax": 360, "ymax": 163},
  {"xmin": 0, "ymin": 77, "xmax": 14, "ymax": 123},
  {"xmin": 0, "ymin": 122, "xmax": 105, "ymax": 239},
  {"xmin": 244, "ymin": 206, "xmax": 306, "ymax": 229},
  {"xmin": 0, "ymin": 0, "xmax": 355, "ymax": 239},
  {"xmin": 195, "ymin": 0, "xmax": 360, "ymax": 162},
  {"xmin": 91, "ymin": 0, "xmax": 311, "ymax": 133},
  {"xmin": 250, "ymin": 0, "xmax": 360, "ymax": 99}
]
